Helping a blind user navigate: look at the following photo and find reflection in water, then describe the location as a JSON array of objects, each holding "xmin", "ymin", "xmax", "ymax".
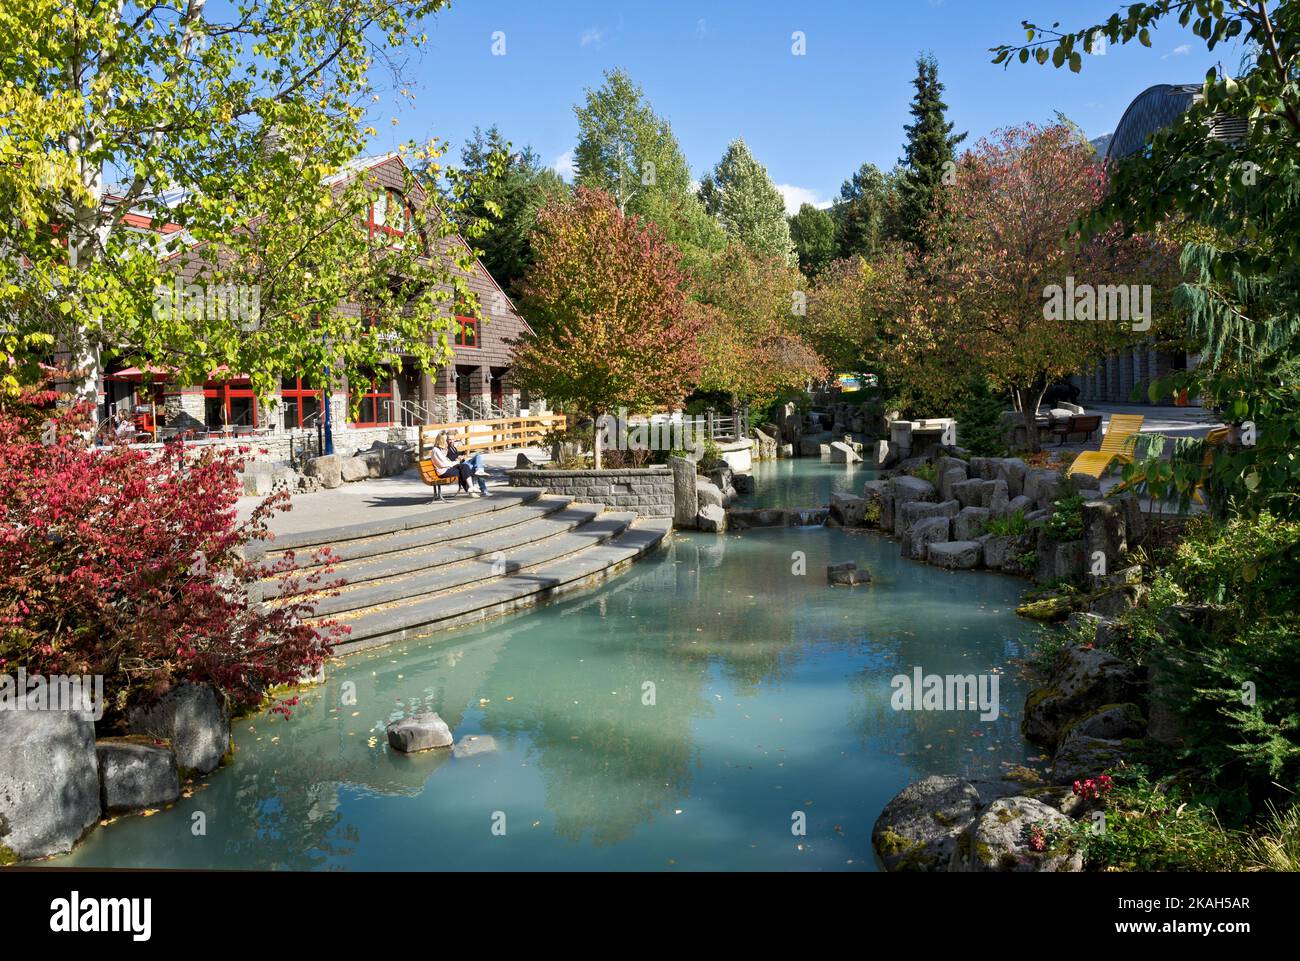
[{"xmin": 51, "ymin": 467, "xmax": 1037, "ymax": 871}]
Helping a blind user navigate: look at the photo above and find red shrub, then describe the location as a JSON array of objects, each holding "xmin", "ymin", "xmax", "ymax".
[{"xmin": 0, "ymin": 393, "xmax": 345, "ymax": 725}]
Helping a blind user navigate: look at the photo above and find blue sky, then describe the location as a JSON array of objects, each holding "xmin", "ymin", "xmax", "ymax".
[{"xmin": 366, "ymin": 0, "xmax": 1239, "ymax": 212}]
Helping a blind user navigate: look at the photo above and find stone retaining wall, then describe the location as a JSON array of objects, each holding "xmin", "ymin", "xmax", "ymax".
[{"xmin": 507, "ymin": 467, "xmax": 674, "ymax": 517}]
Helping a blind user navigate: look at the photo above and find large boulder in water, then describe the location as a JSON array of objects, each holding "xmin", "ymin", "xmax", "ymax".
[
  {"xmin": 387, "ymin": 713, "xmax": 453, "ymax": 753},
  {"xmin": 695, "ymin": 479, "xmax": 724, "ymax": 510},
  {"xmin": 0, "ymin": 700, "xmax": 100, "ymax": 860},
  {"xmin": 668, "ymin": 455, "xmax": 698, "ymax": 529},
  {"xmin": 696, "ymin": 504, "xmax": 727, "ymax": 533},
  {"xmin": 903, "ymin": 515, "xmax": 951, "ymax": 561},
  {"xmin": 872, "ymin": 775, "xmax": 988, "ymax": 872},
  {"xmin": 128, "ymin": 683, "xmax": 229, "ymax": 775},
  {"xmin": 829, "ymin": 492, "xmax": 867, "ymax": 527},
  {"xmin": 948, "ymin": 797, "xmax": 1083, "ymax": 872},
  {"xmin": 96, "ymin": 738, "xmax": 181, "ymax": 813}
]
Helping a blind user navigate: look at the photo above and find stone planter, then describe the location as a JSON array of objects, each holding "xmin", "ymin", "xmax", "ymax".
[{"xmin": 507, "ymin": 466, "xmax": 674, "ymax": 517}]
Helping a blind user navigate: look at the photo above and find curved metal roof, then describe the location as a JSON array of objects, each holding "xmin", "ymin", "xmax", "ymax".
[{"xmin": 1105, "ymin": 83, "xmax": 1202, "ymax": 161}]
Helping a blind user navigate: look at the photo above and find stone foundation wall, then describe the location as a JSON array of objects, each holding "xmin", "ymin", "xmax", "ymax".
[
  {"xmin": 507, "ymin": 467, "xmax": 673, "ymax": 517},
  {"xmin": 118, "ymin": 425, "xmax": 417, "ymax": 468}
]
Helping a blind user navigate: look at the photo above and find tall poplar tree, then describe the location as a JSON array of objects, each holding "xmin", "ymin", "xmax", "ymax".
[
  {"xmin": 572, "ymin": 69, "xmax": 723, "ymax": 268},
  {"xmin": 698, "ymin": 139, "xmax": 796, "ymax": 266}
]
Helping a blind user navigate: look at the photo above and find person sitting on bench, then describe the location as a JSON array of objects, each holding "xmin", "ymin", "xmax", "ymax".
[
  {"xmin": 445, "ymin": 429, "xmax": 486, "ymax": 478},
  {"xmin": 430, "ymin": 432, "xmax": 489, "ymax": 496}
]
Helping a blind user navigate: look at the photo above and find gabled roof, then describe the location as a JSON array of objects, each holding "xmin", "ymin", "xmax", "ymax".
[{"xmin": 136, "ymin": 151, "xmax": 534, "ymax": 336}]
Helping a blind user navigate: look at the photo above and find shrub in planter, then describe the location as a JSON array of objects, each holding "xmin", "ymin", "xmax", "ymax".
[{"xmin": 0, "ymin": 394, "xmax": 345, "ymax": 726}]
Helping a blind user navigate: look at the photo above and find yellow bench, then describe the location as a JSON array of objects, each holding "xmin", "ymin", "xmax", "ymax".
[{"xmin": 1067, "ymin": 413, "xmax": 1146, "ymax": 479}]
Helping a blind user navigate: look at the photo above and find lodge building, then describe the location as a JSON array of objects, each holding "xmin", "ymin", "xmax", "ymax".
[{"xmin": 99, "ymin": 154, "xmax": 537, "ymax": 453}]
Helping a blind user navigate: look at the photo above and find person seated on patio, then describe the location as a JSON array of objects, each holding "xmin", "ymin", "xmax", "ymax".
[
  {"xmin": 430, "ymin": 432, "xmax": 489, "ymax": 497},
  {"xmin": 445, "ymin": 428, "xmax": 486, "ymax": 477},
  {"xmin": 111, "ymin": 411, "xmax": 135, "ymax": 443}
]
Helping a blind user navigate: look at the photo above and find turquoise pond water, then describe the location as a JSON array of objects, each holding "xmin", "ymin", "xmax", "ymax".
[
  {"xmin": 741, "ymin": 456, "xmax": 869, "ymax": 509},
  {"xmin": 49, "ymin": 461, "xmax": 1041, "ymax": 871}
]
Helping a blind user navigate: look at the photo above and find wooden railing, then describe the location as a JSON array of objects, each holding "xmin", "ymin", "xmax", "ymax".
[{"xmin": 418, "ymin": 414, "xmax": 567, "ymax": 459}]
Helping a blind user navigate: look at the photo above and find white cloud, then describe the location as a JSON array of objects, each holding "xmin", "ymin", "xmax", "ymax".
[
  {"xmin": 1162, "ymin": 44, "xmax": 1192, "ymax": 59},
  {"xmin": 553, "ymin": 149, "xmax": 576, "ymax": 182},
  {"xmin": 775, "ymin": 184, "xmax": 832, "ymax": 216},
  {"xmin": 580, "ymin": 27, "xmax": 605, "ymax": 48},
  {"xmin": 695, "ymin": 18, "xmax": 708, "ymax": 39}
]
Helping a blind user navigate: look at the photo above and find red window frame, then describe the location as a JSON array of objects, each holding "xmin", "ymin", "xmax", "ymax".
[
  {"xmin": 351, "ymin": 372, "xmax": 393, "ymax": 427},
  {"xmin": 455, "ymin": 314, "xmax": 479, "ymax": 348},
  {"xmin": 367, "ymin": 189, "xmax": 410, "ymax": 240},
  {"xmin": 204, "ymin": 379, "xmax": 258, "ymax": 428},
  {"xmin": 280, "ymin": 376, "xmax": 322, "ymax": 430}
]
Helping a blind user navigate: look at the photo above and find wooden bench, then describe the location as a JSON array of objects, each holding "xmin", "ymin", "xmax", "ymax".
[
  {"xmin": 417, "ymin": 456, "xmax": 465, "ymax": 500},
  {"xmin": 1050, "ymin": 414, "xmax": 1103, "ymax": 445},
  {"xmin": 416, "ymin": 414, "xmax": 567, "ymax": 502}
]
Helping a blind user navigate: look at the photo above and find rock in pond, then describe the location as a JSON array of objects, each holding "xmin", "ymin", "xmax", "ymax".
[
  {"xmin": 452, "ymin": 735, "xmax": 498, "ymax": 759},
  {"xmin": 128, "ymin": 683, "xmax": 229, "ymax": 775},
  {"xmin": 903, "ymin": 515, "xmax": 950, "ymax": 561},
  {"xmin": 829, "ymin": 492, "xmax": 867, "ymax": 527},
  {"xmin": 695, "ymin": 479, "xmax": 724, "ymax": 510},
  {"xmin": 927, "ymin": 540, "xmax": 982, "ymax": 570},
  {"xmin": 827, "ymin": 562, "xmax": 871, "ymax": 586},
  {"xmin": 96, "ymin": 737, "xmax": 180, "ymax": 813},
  {"xmin": 387, "ymin": 713, "xmax": 454, "ymax": 753},
  {"xmin": 949, "ymin": 797, "xmax": 1083, "ymax": 872},
  {"xmin": 0, "ymin": 700, "xmax": 101, "ymax": 860},
  {"xmin": 668, "ymin": 455, "xmax": 698, "ymax": 529},
  {"xmin": 828, "ymin": 441, "xmax": 861, "ymax": 463},
  {"xmin": 696, "ymin": 504, "xmax": 727, "ymax": 533},
  {"xmin": 872, "ymin": 775, "xmax": 988, "ymax": 872}
]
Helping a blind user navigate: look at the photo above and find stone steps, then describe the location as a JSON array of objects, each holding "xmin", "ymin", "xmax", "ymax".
[
  {"xmin": 260, "ymin": 486, "xmax": 672, "ymax": 655},
  {"xmin": 327, "ymin": 517, "xmax": 672, "ymax": 655},
  {"xmin": 261, "ymin": 486, "xmax": 548, "ymax": 560},
  {"xmin": 262, "ymin": 494, "xmax": 576, "ymax": 597},
  {"xmin": 303, "ymin": 504, "xmax": 614, "ymax": 618}
]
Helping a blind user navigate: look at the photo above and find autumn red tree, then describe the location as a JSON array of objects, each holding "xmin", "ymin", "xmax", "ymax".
[
  {"xmin": 901, "ymin": 123, "xmax": 1176, "ymax": 448},
  {"xmin": 513, "ymin": 188, "xmax": 706, "ymax": 467},
  {"xmin": 0, "ymin": 389, "xmax": 344, "ymax": 726}
]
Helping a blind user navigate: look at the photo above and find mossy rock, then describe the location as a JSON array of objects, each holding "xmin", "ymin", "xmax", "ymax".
[
  {"xmin": 1058, "ymin": 703, "xmax": 1145, "ymax": 745},
  {"xmin": 948, "ymin": 797, "xmax": 1083, "ymax": 872},
  {"xmin": 872, "ymin": 775, "xmax": 985, "ymax": 872}
]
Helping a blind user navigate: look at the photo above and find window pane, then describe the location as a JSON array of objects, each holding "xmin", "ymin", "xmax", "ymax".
[
  {"xmin": 205, "ymin": 398, "xmax": 224, "ymax": 429},
  {"xmin": 229, "ymin": 396, "xmax": 253, "ymax": 426}
]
